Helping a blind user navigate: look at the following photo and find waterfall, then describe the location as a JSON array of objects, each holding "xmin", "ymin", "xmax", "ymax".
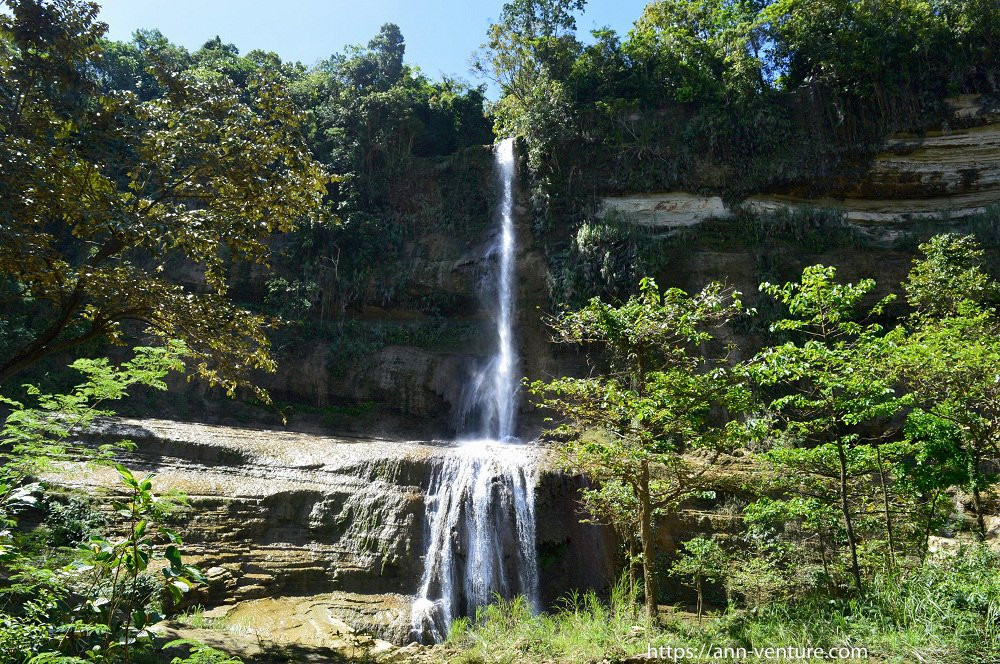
[
  {"xmin": 458, "ymin": 137, "xmax": 519, "ymax": 441},
  {"xmin": 410, "ymin": 442, "xmax": 540, "ymax": 643},
  {"xmin": 410, "ymin": 138, "xmax": 539, "ymax": 643}
]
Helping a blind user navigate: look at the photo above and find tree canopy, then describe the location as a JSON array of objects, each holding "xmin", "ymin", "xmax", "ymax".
[
  {"xmin": 529, "ymin": 278, "xmax": 746, "ymax": 617},
  {"xmin": 0, "ymin": 0, "xmax": 328, "ymax": 396}
]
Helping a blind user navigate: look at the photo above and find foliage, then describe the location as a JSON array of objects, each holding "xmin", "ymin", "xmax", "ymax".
[
  {"xmin": 668, "ymin": 536, "xmax": 728, "ymax": 620},
  {"xmin": 898, "ymin": 409, "xmax": 972, "ymax": 560},
  {"xmin": 1, "ymin": 1, "xmax": 498, "ymax": 423},
  {"xmin": 896, "ymin": 234, "xmax": 1000, "ymax": 539},
  {"xmin": 529, "ymin": 278, "xmax": 747, "ymax": 617},
  {"xmin": 475, "ymin": 0, "xmax": 586, "ymax": 232},
  {"xmin": 529, "ymin": 237, "xmax": 1000, "ymax": 658},
  {"xmin": 0, "ymin": 341, "xmax": 187, "ymax": 485},
  {"xmin": 722, "ymin": 545, "xmax": 1000, "ymax": 664},
  {"xmin": 546, "ymin": 206, "xmax": 865, "ymax": 310},
  {"xmin": 163, "ymin": 640, "xmax": 243, "ymax": 664},
  {"xmin": 0, "ymin": 0, "xmax": 329, "ymax": 399},
  {"xmin": 3, "ymin": 1, "xmax": 1000, "ymax": 660},
  {"xmin": 476, "ymin": 0, "xmax": 1000, "ymax": 308},
  {"xmin": 56, "ymin": 465, "xmax": 203, "ymax": 661},
  {"xmin": 475, "ymin": 0, "xmax": 583, "ymax": 138},
  {"xmin": 41, "ymin": 494, "xmax": 108, "ymax": 548},
  {"xmin": 723, "ymin": 544, "xmax": 792, "ymax": 611},
  {"xmin": 445, "ymin": 575, "xmax": 649, "ymax": 664},
  {"xmin": 546, "ymin": 214, "xmax": 645, "ymax": 307},
  {"xmin": 253, "ymin": 24, "xmax": 495, "ymax": 326},
  {"xmin": 446, "ymin": 547, "xmax": 1000, "ymax": 663},
  {"xmin": 0, "ymin": 346, "xmax": 212, "ymax": 663},
  {"xmin": 903, "ymin": 233, "xmax": 1000, "ymax": 321},
  {"xmin": 745, "ymin": 265, "xmax": 903, "ymax": 590}
]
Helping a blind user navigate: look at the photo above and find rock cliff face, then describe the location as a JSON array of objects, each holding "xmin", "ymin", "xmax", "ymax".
[
  {"xmin": 126, "ymin": 96, "xmax": 1000, "ymax": 444},
  {"xmin": 604, "ymin": 97, "xmax": 1000, "ymax": 240},
  {"xmin": 49, "ymin": 419, "xmax": 617, "ymax": 644}
]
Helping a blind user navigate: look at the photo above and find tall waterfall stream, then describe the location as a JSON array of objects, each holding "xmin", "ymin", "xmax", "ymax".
[{"xmin": 410, "ymin": 139, "xmax": 540, "ymax": 642}]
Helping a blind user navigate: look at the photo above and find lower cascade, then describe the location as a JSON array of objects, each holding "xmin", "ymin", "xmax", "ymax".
[
  {"xmin": 410, "ymin": 442, "xmax": 540, "ymax": 643},
  {"xmin": 411, "ymin": 138, "xmax": 538, "ymax": 642}
]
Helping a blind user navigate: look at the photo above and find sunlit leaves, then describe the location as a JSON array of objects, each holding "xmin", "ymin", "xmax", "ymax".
[
  {"xmin": 0, "ymin": 0, "xmax": 328, "ymax": 398},
  {"xmin": 0, "ymin": 344, "xmax": 204, "ymax": 661},
  {"xmin": 529, "ymin": 278, "xmax": 744, "ymax": 613},
  {"xmin": 896, "ymin": 235, "xmax": 1000, "ymax": 538},
  {"xmin": 0, "ymin": 342, "xmax": 187, "ymax": 485}
]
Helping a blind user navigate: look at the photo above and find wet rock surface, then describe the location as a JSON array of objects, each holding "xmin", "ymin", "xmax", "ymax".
[{"xmin": 46, "ymin": 418, "xmax": 617, "ymax": 647}]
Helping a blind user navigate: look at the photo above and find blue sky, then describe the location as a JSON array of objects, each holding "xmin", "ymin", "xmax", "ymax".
[{"xmin": 97, "ymin": 0, "xmax": 650, "ymax": 95}]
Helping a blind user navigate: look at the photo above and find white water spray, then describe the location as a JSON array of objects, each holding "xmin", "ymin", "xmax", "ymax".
[
  {"xmin": 410, "ymin": 139, "xmax": 539, "ymax": 643},
  {"xmin": 410, "ymin": 441, "xmax": 540, "ymax": 643},
  {"xmin": 459, "ymin": 137, "xmax": 519, "ymax": 441}
]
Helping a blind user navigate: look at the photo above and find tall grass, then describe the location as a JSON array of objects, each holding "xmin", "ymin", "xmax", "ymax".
[
  {"xmin": 446, "ymin": 575, "xmax": 655, "ymax": 663},
  {"xmin": 710, "ymin": 545, "xmax": 1000, "ymax": 664}
]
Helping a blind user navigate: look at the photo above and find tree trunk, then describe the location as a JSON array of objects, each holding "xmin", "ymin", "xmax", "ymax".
[
  {"xmin": 836, "ymin": 440, "xmax": 863, "ymax": 591},
  {"xmin": 820, "ymin": 533, "xmax": 830, "ymax": 583},
  {"xmin": 627, "ymin": 538, "xmax": 638, "ymax": 590},
  {"xmin": 972, "ymin": 482, "xmax": 987, "ymax": 541},
  {"xmin": 968, "ymin": 446, "xmax": 990, "ymax": 540},
  {"xmin": 638, "ymin": 460, "xmax": 658, "ymax": 621},
  {"xmin": 696, "ymin": 577, "xmax": 703, "ymax": 623},
  {"xmin": 874, "ymin": 445, "xmax": 897, "ymax": 571},
  {"xmin": 920, "ymin": 491, "xmax": 940, "ymax": 564}
]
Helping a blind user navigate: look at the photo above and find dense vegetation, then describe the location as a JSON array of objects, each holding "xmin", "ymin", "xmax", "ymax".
[
  {"xmin": 0, "ymin": 0, "xmax": 496, "ymax": 416},
  {"xmin": 0, "ymin": 343, "xmax": 239, "ymax": 663},
  {"xmin": 447, "ymin": 551, "xmax": 1000, "ymax": 663},
  {"xmin": 2, "ymin": 0, "xmax": 1000, "ymax": 662},
  {"xmin": 475, "ymin": 233, "xmax": 1000, "ymax": 663},
  {"xmin": 481, "ymin": 0, "xmax": 1000, "ymax": 234}
]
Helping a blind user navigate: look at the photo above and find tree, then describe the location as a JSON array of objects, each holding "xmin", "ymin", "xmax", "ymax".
[
  {"xmin": 897, "ymin": 234, "xmax": 1000, "ymax": 540},
  {"xmin": 903, "ymin": 233, "xmax": 999, "ymax": 321},
  {"xmin": 474, "ymin": 0, "xmax": 583, "ymax": 165},
  {"xmin": 899, "ymin": 409, "xmax": 975, "ymax": 560},
  {"xmin": 528, "ymin": 278, "xmax": 745, "ymax": 618},
  {"xmin": 747, "ymin": 265, "xmax": 902, "ymax": 590},
  {"xmin": 0, "ymin": 341, "xmax": 187, "ymax": 487},
  {"xmin": 363, "ymin": 23, "xmax": 406, "ymax": 90},
  {"xmin": 628, "ymin": 0, "xmax": 772, "ymax": 102},
  {"xmin": 0, "ymin": 0, "xmax": 328, "ymax": 397},
  {"xmin": 475, "ymin": 0, "xmax": 584, "ymax": 102},
  {"xmin": 668, "ymin": 536, "xmax": 728, "ymax": 621},
  {"xmin": 763, "ymin": 0, "xmax": 952, "ymax": 97}
]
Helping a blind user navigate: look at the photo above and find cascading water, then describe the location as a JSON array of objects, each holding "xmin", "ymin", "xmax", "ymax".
[
  {"xmin": 410, "ymin": 138, "xmax": 539, "ymax": 643},
  {"xmin": 410, "ymin": 442, "xmax": 539, "ymax": 643},
  {"xmin": 458, "ymin": 137, "xmax": 519, "ymax": 442}
]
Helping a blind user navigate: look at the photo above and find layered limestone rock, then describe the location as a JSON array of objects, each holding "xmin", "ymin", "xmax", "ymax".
[
  {"xmin": 601, "ymin": 193, "xmax": 731, "ymax": 228},
  {"xmin": 603, "ymin": 96, "xmax": 1000, "ymax": 237},
  {"xmin": 46, "ymin": 418, "xmax": 616, "ymax": 645}
]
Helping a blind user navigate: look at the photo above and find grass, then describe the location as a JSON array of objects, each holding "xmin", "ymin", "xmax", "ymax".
[
  {"xmin": 445, "ymin": 576, "xmax": 656, "ymax": 664},
  {"xmin": 175, "ymin": 606, "xmax": 218, "ymax": 630},
  {"xmin": 173, "ymin": 606, "xmax": 257, "ymax": 639},
  {"xmin": 440, "ymin": 546, "xmax": 1000, "ymax": 664}
]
